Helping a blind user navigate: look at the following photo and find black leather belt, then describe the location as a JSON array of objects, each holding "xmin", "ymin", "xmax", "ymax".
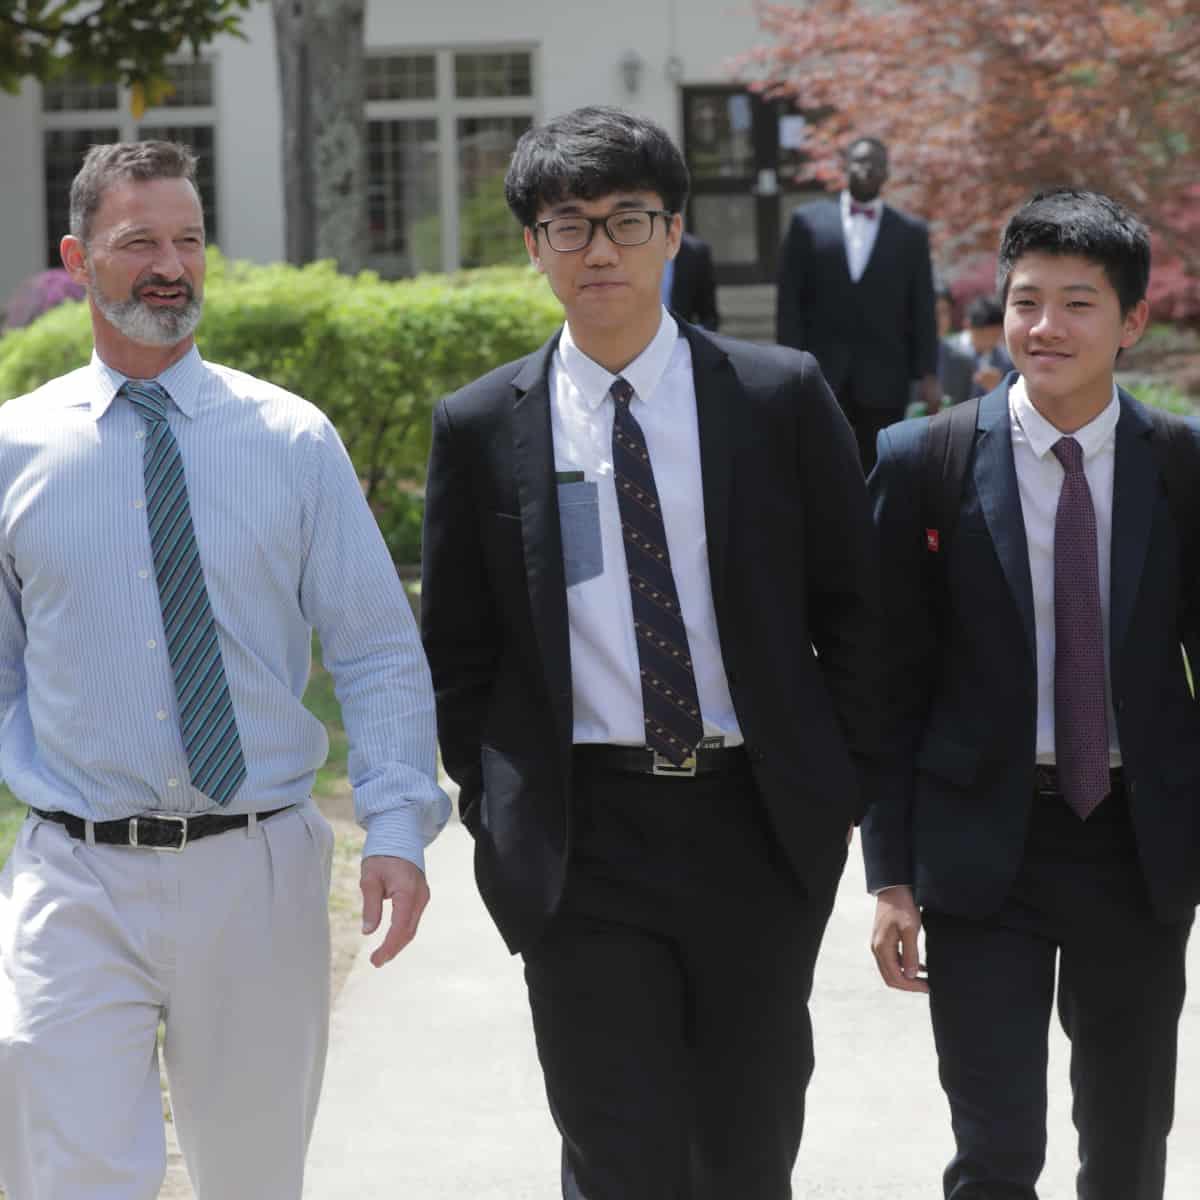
[
  {"xmin": 573, "ymin": 744, "xmax": 749, "ymax": 778},
  {"xmin": 31, "ymin": 805, "xmax": 294, "ymax": 852},
  {"xmin": 1033, "ymin": 765, "xmax": 1123, "ymax": 798}
]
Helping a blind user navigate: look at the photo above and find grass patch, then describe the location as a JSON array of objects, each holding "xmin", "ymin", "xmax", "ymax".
[{"xmin": 0, "ymin": 637, "xmax": 351, "ymax": 871}]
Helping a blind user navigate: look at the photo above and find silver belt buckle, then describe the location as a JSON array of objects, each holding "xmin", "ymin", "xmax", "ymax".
[
  {"xmin": 130, "ymin": 812, "xmax": 189, "ymax": 852},
  {"xmin": 652, "ymin": 750, "xmax": 697, "ymax": 778}
]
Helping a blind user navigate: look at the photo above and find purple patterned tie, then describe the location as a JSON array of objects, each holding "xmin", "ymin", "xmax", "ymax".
[
  {"xmin": 610, "ymin": 377, "xmax": 703, "ymax": 765},
  {"xmin": 1051, "ymin": 436, "xmax": 1110, "ymax": 820}
]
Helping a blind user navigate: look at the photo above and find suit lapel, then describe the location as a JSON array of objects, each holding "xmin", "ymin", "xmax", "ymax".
[
  {"xmin": 511, "ymin": 335, "xmax": 572, "ymax": 737},
  {"xmin": 680, "ymin": 324, "xmax": 735, "ymax": 628},
  {"xmin": 1109, "ymin": 389, "xmax": 1155, "ymax": 662},
  {"xmin": 974, "ymin": 384, "xmax": 1036, "ymax": 655}
]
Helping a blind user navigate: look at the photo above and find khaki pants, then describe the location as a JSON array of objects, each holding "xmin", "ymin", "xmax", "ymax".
[{"xmin": 0, "ymin": 803, "xmax": 333, "ymax": 1199}]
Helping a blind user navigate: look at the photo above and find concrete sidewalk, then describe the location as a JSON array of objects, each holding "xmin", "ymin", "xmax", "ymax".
[{"xmin": 304, "ymin": 821, "xmax": 1200, "ymax": 1198}]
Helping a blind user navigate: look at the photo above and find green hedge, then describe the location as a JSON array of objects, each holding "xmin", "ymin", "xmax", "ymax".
[{"xmin": 0, "ymin": 252, "xmax": 564, "ymax": 561}]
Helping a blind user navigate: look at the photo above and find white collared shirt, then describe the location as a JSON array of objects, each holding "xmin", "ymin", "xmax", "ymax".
[
  {"xmin": 1009, "ymin": 376, "xmax": 1121, "ymax": 764},
  {"xmin": 840, "ymin": 190, "xmax": 882, "ymax": 282},
  {"xmin": 549, "ymin": 309, "xmax": 742, "ymax": 747}
]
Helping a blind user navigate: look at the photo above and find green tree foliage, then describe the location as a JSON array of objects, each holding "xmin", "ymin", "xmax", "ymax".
[
  {"xmin": 0, "ymin": 252, "xmax": 564, "ymax": 561},
  {"xmin": 1, "ymin": 0, "xmax": 251, "ymax": 102}
]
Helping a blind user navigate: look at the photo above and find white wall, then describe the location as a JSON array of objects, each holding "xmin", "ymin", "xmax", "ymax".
[{"xmin": 0, "ymin": 0, "xmax": 767, "ymax": 306}]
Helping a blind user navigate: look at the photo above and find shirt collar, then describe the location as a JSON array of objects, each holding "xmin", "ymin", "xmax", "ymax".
[
  {"xmin": 85, "ymin": 344, "xmax": 205, "ymax": 422},
  {"xmin": 1010, "ymin": 374, "xmax": 1120, "ymax": 461},
  {"xmin": 559, "ymin": 308, "xmax": 680, "ymax": 412},
  {"xmin": 841, "ymin": 190, "xmax": 882, "ymax": 221}
]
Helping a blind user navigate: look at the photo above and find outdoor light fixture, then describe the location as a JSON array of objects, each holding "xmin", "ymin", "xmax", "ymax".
[{"xmin": 619, "ymin": 50, "xmax": 644, "ymax": 96}]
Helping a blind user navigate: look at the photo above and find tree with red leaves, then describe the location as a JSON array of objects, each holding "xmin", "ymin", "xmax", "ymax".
[{"xmin": 745, "ymin": 0, "xmax": 1200, "ymax": 314}]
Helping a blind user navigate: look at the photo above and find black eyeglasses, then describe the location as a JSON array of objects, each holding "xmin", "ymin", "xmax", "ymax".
[{"xmin": 533, "ymin": 209, "xmax": 675, "ymax": 253}]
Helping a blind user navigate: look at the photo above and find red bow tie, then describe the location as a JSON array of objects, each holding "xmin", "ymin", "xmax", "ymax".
[{"xmin": 849, "ymin": 202, "xmax": 877, "ymax": 219}]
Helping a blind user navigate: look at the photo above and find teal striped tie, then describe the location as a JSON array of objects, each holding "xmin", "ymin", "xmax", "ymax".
[{"xmin": 122, "ymin": 380, "xmax": 246, "ymax": 807}]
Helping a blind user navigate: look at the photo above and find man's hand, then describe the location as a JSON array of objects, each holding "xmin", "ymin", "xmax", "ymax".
[
  {"xmin": 871, "ymin": 885, "xmax": 929, "ymax": 993},
  {"xmin": 361, "ymin": 855, "xmax": 430, "ymax": 968},
  {"xmin": 917, "ymin": 374, "xmax": 942, "ymax": 415}
]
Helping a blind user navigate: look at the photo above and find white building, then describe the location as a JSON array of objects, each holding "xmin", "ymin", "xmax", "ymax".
[{"xmin": 0, "ymin": 0, "xmax": 824, "ymax": 309}]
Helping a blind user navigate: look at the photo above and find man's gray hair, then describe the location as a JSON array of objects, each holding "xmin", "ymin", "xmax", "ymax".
[{"xmin": 69, "ymin": 141, "xmax": 199, "ymax": 245}]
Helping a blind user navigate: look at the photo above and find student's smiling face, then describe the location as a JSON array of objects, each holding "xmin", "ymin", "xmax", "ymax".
[{"xmin": 1003, "ymin": 252, "xmax": 1148, "ymax": 419}]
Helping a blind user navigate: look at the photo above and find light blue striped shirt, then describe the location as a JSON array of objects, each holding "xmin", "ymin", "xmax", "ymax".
[{"xmin": 0, "ymin": 347, "xmax": 449, "ymax": 868}]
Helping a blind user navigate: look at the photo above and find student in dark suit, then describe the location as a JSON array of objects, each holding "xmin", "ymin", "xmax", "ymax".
[
  {"xmin": 934, "ymin": 284, "xmax": 976, "ymax": 408},
  {"xmin": 777, "ymin": 136, "xmax": 939, "ymax": 470},
  {"xmin": 865, "ymin": 189, "xmax": 1199, "ymax": 1200},
  {"xmin": 665, "ymin": 229, "xmax": 719, "ymax": 329},
  {"xmin": 421, "ymin": 105, "xmax": 881, "ymax": 1200}
]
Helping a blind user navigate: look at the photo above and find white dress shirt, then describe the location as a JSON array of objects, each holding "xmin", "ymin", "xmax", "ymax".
[
  {"xmin": 1009, "ymin": 377, "xmax": 1122, "ymax": 764},
  {"xmin": 549, "ymin": 310, "xmax": 742, "ymax": 747},
  {"xmin": 840, "ymin": 190, "xmax": 882, "ymax": 282},
  {"xmin": 0, "ymin": 348, "xmax": 449, "ymax": 866}
]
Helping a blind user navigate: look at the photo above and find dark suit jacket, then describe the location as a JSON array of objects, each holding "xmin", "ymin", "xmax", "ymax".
[
  {"xmin": 776, "ymin": 199, "xmax": 937, "ymax": 411},
  {"xmin": 669, "ymin": 232, "xmax": 720, "ymax": 330},
  {"xmin": 862, "ymin": 381, "xmax": 1200, "ymax": 923},
  {"xmin": 938, "ymin": 337, "xmax": 976, "ymax": 407},
  {"xmin": 422, "ymin": 323, "xmax": 882, "ymax": 953}
]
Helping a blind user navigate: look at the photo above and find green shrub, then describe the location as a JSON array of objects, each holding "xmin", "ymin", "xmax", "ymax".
[{"xmin": 0, "ymin": 252, "xmax": 564, "ymax": 563}]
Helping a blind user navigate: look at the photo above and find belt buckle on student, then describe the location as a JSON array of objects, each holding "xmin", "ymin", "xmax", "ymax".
[
  {"xmin": 130, "ymin": 812, "xmax": 189, "ymax": 852},
  {"xmin": 652, "ymin": 750, "xmax": 697, "ymax": 778}
]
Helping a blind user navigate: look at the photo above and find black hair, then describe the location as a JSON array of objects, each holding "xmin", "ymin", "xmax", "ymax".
[
  {"xmin": 845, "ymin": 136, "xmax": 888, "ymax": 163},
  {"xmin": 965, "ymin": 295, "xmax": 1004, "ymax": 328},
  {"xmin": 504, "ymin": 106, "xmax": 690, "ymax": 229},
  {"xmin": 997, "ymin": 189, "xmax": 1150, "ymax": 315}
]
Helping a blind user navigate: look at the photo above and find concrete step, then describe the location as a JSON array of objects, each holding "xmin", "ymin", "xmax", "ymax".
[{"xmin": 716, "ymin": 283, "xmax": 776, "ymax": 344}]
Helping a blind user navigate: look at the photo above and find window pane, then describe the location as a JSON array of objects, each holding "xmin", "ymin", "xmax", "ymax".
[
  {"xmin": 367, "ymin": 54, "xmax": 436, "ymax": 101},
  {"xmin": 366, "ymin": 119, "xmax": 441, "ymax": 277},
  {"xmin": 138, "ymin": 125, "xmax": 218, "ymax": 245},
  {"xmin": 457, "ymin": 116, "xmax": 531, "ymax": 268},
  {"xmin": 42, "ymin": 73, "xmax": 118, "ymax": 113},
  {"xmin": 162, "ymin": 61, "xmax": 214, "ymax": 108},
  {"xmin": 455, "ymin": 52, "xmax": 532, "ymax": 99},
  {"xmin": 43, "ymin": 126, "xmax": 121, "ymax": 265}
]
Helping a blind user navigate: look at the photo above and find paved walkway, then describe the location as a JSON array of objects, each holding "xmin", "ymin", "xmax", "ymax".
[{"xmin": 304, "ymin": 817, "xmax": 1200, "ymax": 1198}]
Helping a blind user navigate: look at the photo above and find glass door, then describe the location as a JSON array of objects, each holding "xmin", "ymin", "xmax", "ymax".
[{"xmin": 681, "ymin": 87, "xmax": 826, "ymax": 284}]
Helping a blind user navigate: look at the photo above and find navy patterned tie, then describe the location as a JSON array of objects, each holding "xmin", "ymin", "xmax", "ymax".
[
  {"xmin": 122, "ymin": 380, "xmax": 246, "ymax": 806},
  {"xmin": 610, "ymin": 377, "xmax": 703, "ymax": 765},
  {"xmin": 1051, "ymin": 436, "xmax": 1109, "ymax": 819}
]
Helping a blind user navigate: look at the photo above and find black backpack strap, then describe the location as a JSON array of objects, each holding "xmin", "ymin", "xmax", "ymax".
[
  {"xmin": 922, "ymin": 398, "xmax": 980, "ymax": 557},
  {"xmin": 1146, "ymin": 407, "xmax": 1200, "ymax": 667}
]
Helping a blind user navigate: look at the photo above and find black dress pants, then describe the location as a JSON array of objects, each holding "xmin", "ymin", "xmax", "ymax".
[
  {"xmin": 923, "ymin": 790, "xmax": 1192, "ymax": 1200},
  {"xmin": 834, "ymin": 378, "xmax": 905, "ymax": 475},
  {"xmin": 522, "ymin": 755, "xmax": 843, "ymax": 1200}
]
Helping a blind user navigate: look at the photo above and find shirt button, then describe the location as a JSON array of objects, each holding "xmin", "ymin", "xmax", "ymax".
[
  {"xmin": 133, "ymin": 500, "xmax": 144, "ymax": 510},
  {"xmin": 135, "ymin": 430, "xmax": 145, "ymax": 440},
  {"xmin": 147, "ymin": 639, "xmax": 157, "ymax": 649},
  {"xmin": 138, "ymin": 569, "xmax": 149, "ymax": 579},
  {"xmin": 156, "ymin": 710, "xmax": 168, "ymax": 721},
  {"xmin": 167, "ymin": 778, "xmax": 179, "ymax": 788}
]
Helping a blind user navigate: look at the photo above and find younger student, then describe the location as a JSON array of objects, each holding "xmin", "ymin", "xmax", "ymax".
[{"xmin": 865, "ymin": 189, "xmax": 1200, "ymax": 1200}]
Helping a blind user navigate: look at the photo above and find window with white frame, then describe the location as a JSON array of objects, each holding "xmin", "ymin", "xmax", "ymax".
[
  {"xmin": 40, "ymin": 62, "xmax": 219, "ymax": 266},
  {"xmin": 366, "ymin": 47, "xmax": 535, "ymax": 278}
]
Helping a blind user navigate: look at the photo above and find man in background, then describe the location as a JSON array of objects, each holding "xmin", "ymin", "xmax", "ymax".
[
  {"xmin": 665, "ymin": 228, "xmax": 720, "ymax": 329},
  {"xmin": 777, "ymin": 136, "xmax": 939, "ymax": 470}
]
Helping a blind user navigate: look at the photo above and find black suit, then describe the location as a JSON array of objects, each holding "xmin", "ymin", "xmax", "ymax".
[
  {"xmin": 777, "ymin": 198, "xmax": 937, "ymax": 469},
  {"xmin": 863, "ymin": 384, "xmax": 1200, "ymax": 1199},
  {"xmin": 668, "ymin": 232, "xmax": 719, "ymax": 330},
  {"xmin": 422, "ymin": 322, "xmax": 881, "ymax": 1198}
]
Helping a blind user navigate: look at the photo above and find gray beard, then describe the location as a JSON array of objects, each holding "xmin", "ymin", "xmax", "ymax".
[{"xmin": 89, "ymin": 271, "xmax": 203, "ymax": 347}]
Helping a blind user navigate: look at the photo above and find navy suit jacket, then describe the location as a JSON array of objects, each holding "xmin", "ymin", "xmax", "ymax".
[
  {"xmin": 862, "ymin": 381, "xmax": 1200, "ymax": 923},
  {"xmin": 776, "ymin": 198, "xmax": 937, "ymax": 411},
  {"xmin": 422, "ymin": 322, "xmax": 882, "ymax": 952},
  {"xmin": 669, "ymin": 232, "xmax": 719, "ymax": 331}
]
